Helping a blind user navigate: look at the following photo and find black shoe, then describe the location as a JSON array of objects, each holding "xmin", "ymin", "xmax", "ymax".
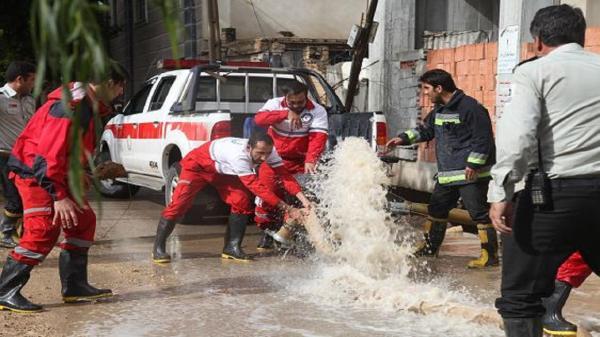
[
  {"xmin": 0, "ymin": 213, "xmax": 19, "ymax": 249},
  {"xmin": 503, "ymin": 317, "xmax": 543, "ymax": 337},
  {"xmin": 257, "ymin": 231, "xmax": 274, "ymax": 251},
  {"xmin": 542, "ymin": 281, "xmax": 578, "ymax": 336},
  {"xmin": 0, "ymin": 232, "xmax": 17, "ymax": 249},
  {"xmin": 0, "ymin": 256, "xmax": 42, "ymax": 313},
  {"xmin": 222, "ymin": 214, "xmax": 253, "ymax": 262},
  {"xmin": 152, "ymin": 217, "xmax": 177, "ymax": 264},
  {"xmin": 413, "ymin": 220, "xmax": 446, "ymax": 257},
  {"xmin": 59, "ymin": 250, "xmax": 112, "ymax": 303}
]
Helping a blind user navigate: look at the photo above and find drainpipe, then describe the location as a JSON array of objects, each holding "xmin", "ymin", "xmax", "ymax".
[{"xmin": 124, "ymin": 0, "xmax": 134, "ymax": 98}]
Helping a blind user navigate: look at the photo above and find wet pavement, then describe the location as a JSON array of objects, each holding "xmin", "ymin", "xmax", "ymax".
[{"xmin": 0, "ymin": 189, "xmax": 599, "ymax": 337}]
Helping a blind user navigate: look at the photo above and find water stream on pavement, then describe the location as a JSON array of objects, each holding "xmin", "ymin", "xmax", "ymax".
[{"xmin": 70, "ymin": 138, "xmax": 505, "ymax": 337}]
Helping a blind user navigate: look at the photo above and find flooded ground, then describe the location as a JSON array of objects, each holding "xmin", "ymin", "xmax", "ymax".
[
  {"xmin": 0, "ymin": 189, "xmax": 598, "ymax": 337},
  {"xmin": 1, "ymin": 139, "xmax": 599, "ymax": 337}
]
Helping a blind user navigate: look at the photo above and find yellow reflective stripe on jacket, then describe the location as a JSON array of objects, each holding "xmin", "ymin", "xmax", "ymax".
[
  {"xmin": 405, "ymin": 129, "xmax": 419, "ymax": 143},
  {"xmin": 435, "ymin": 118, "xmax": 461, "ymax": 125},
  {"xmin": 437, "ymin": 168, "xmax": 491, "ymax": 184},
  {"xmin": 434, "ymin": 113, "xmax": 461, "ymax": 126},
  {"xmin": 467, "ymin": 152, "xmax": 488, "ymax": 165}
]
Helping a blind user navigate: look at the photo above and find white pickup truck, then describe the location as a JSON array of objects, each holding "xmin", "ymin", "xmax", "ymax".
[{"xmin": 97, "ymin": 63, "xmax": 388, "ymax": 219}]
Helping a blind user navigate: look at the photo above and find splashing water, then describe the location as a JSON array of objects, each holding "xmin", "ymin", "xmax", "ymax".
[{"xmin": 281, "ymin": 137, "xmax": 504, "ymax": 336}]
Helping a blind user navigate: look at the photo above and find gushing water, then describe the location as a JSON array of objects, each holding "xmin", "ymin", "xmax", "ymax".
[
  {"xmin": 284, "ymin": 137, "xmax": 503, "ymax": 336},
  {"xmin": 65, "ymin": 138, "xmax": 508, "ymax": 337}
]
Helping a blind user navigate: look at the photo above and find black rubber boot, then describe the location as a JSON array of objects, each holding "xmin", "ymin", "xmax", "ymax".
[
  {"xmin": 414, "ymin": 220, "xmax": 446, "ymax": 257},
  {"xmin": 467, "ymin": 224, "xmax": 499, "ymax": 269},
  {"xmin": 222, "ymin": 214, "xmax": 252, "ymax": 262},
  {"xmin": 152, "ymin": 217, "xmax": 176, "ymax": 264},
  {"xmin": 0, "ymin": 213, "xmax": 19, "ymax": 249},
  {"xmin": 503, "ymin": 317, "xmax": 543, "ymax": 337},
  {"xmin": 0, "ymin": 256, "xmax": 42, "ymax": 313},
  {"xmin": 257, "ymin": 230, "xmax": 274, "ymax": 251},
  {"xmin": 542, "ymin": 280, "xmax": 578, "ymax": 336},
  {"xmin": 59, "ymin": 250, "xmax": 112, "ymax": 303}
]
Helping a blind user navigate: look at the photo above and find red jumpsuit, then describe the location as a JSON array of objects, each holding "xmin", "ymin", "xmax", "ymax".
[
  {"xmin": 7, "ymin": 83, "xmax": 110, "ymax": 266},
  {"xmin": 556, "ymin": 251, "xmax": 593, "ymax": 288},
  {"xmin": 253, "ymin": 97, "xmax": 328, "ymax": 229},
  {"xmin": 161, "ymin": 137, "xmax": 301, "ymax": 221}
]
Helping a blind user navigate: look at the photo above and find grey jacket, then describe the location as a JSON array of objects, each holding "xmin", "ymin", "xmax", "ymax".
[
  {"xmin": 0, "ymin": 83, "xmax": 35, "ymax": 151},
  {"xmin": 489, "ymin": 43, "xmax": 600, "ymax": 202}
]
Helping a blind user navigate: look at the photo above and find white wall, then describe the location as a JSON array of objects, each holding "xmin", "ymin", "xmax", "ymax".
[{"xmin": 205, "ymin": 0, "xmax": 368, "ymax": 40}]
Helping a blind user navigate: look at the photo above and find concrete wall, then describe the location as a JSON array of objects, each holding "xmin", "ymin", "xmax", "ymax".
[
  {"xmin": 368, "ymin": 0, "xmax": 422, "ymax": 138},
  {"xmin": 109, "ymin": 0, "xmax": 204, "ymax": 93},
  {"xmin": 415, "ymin": 0, "xmax": 500, "ymax": 48},
  {"xmin": 211, "ymin": 0, "xmax": 366, "ymax": 40}
]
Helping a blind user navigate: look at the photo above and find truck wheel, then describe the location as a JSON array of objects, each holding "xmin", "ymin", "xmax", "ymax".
[
  {"xmin": 165, "ymin": 162, "xmax": 182, "ymax": 206},
  {"xmin": 95, "ymin": 151, "xmax": 140, "ymax": 199}
]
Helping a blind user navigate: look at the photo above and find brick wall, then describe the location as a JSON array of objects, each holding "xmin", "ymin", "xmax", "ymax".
[{"xmin": 417, "ymin": 27, "xmax": 600, "ymax": 162}]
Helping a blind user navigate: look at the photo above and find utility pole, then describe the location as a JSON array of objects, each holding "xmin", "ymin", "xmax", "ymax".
[
  {"xmin": 344, "ymin": 0, "xmax": 378, "ymax": 112},
  {"xmin": 207, "ymin": 0, "xmax": 222, "ymax": 63}
]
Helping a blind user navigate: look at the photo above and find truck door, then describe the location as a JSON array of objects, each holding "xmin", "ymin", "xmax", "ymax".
[
  {"xmin": 138, "ymin": 75, "xmax": 177, "ymax": 177},
  {"xmin": 118, "ymin": 81, "xmax": 154, "ymax": 173}
]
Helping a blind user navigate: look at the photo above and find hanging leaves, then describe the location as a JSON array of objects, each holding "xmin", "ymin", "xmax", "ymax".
[{"xmin": 30, "ymin": 0, "xmax": 182, "ymax": 204}]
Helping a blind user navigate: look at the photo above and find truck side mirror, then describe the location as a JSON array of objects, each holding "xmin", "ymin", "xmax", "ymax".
[{"xmin": 170, "ymin": 102, "xmax": 185, "ymax": 114}]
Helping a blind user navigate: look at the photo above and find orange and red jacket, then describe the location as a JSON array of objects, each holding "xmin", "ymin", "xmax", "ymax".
[
  {"xmin": 8, "ymin": 83, "xmax": 111, "ymax": 201},
  {"xmin": 254, "ymin": 97, "xmax": 328, "ymax": 169}
]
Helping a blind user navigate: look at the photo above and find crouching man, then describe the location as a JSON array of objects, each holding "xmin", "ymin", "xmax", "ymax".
[
  {"xmin": 0, "ymin": 69, "xmax": 126, "ymax": 313},
  {"xmin": 152, "ymin": 133, "xmax": 310, "ymax": 263}
]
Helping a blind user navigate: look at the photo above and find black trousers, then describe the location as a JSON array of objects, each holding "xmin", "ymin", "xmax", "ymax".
[
  {"xmin": 0, "ymin": 155, "xmax": 23, "ymax": 232},
  {"xmin": 496, "ymin": 182, "xmax": 600, "ymax": 318},
  {"xmin": 427, "ymin": 180, "xmax": 490, "ymax": 223}
]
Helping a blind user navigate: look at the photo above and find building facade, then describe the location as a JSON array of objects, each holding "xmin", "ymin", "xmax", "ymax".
[{"xmin": 107, "ymin": 0, "xmax": 367, "ymax": 94}]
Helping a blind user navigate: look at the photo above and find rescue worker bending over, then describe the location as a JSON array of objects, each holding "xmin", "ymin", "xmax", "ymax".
[
  {"xmin": 253, "ymin": 81, "xmax": 328, "ymax": 250},
  {"xmin": 386, "ymin": 69, "xmax": 498, "ymax": 269},
  {"xmin": 152, "ymin": 133, "xmax": 310, "ymax": 263},
  {"xmin": 0, "ymin": 68, "xmax": 126, "ymax": 313}
]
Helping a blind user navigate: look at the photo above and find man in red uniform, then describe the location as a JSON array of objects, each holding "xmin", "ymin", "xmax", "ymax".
[
  {"xmin": 0, "ymin": 70, "xmax": 125, "ymax": 313},
  {"xmin": 253, "ymin": 81, "xmax": 328, "ymax": 249},
  {"xmin": 152, "ymin": 133, "xmax": 310, "ymax": 263},
  {"xmin": 542, "ymin": 251, "xmax": 593, "ymax": 336}
]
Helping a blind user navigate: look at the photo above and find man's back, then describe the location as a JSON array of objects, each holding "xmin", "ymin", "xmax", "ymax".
[{"xmin": 506, "ymin": 43, "xmax": 600, "ymax": 178}]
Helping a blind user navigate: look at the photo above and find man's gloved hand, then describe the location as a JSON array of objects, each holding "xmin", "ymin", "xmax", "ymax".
[{"xmin": 94, "ymin": 161, "xmax": 127, "ymax": 180}]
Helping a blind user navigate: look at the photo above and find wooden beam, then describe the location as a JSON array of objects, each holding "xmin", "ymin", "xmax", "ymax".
[{"xmin": 344, "ymin": 0, "xmax": 379, "ymax": 112}]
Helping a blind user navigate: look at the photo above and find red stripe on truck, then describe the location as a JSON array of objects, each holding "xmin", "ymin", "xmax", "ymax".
[
  {"xmin": 167, "ymin": 122, "xmax": 209, "ymax": 141},
  {"xmin": 138, "ymin": 122, "xmax": 163, "ymax": 139},
  {"xmin": 105, "ymin": 122, "xmax": 209, "ymax": 141}
]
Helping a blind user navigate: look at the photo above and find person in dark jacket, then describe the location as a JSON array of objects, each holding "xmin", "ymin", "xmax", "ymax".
[{"xmin": 387, "ymin": 69, "xmax": 497, "ymax": 269}]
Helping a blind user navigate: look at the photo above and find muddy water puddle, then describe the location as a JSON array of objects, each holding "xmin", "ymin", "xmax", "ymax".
[
  {"xmin": 68, "ymin": 257, "xmax": 504, "ymax": 337},
  {"xmin": 3, "ymin": 138, "xmax": 599, "ymax": 337}
]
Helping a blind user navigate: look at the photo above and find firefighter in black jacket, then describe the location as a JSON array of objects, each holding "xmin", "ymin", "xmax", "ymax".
[{"xmin": 387, "ymin": 69, "xmax": 498, "ymax": 269}]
